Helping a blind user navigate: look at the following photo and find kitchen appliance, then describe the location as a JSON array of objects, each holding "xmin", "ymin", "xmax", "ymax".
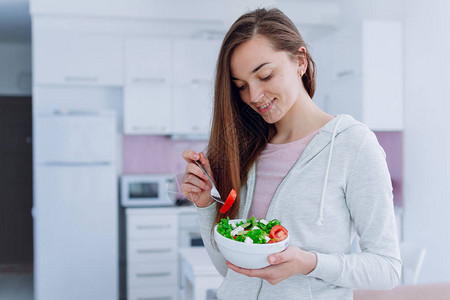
[
  {"xmin": 121, "ymin": 174, "xmax": 176, "ymax": 207},
  {"xmin": 33, "ymin": 110, "xmax": 118, "ymax": 300},
  {"xmin": 179, "ymin": 210, "xmax": 203, "ymax": 247}
]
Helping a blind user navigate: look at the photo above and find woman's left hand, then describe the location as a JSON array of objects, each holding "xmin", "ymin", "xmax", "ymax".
[{"xmin": 225, "ymin": 246, "xmax": 317, "ymax": 285}]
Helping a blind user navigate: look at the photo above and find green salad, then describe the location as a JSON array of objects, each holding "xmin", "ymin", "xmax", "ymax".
[{"xmin": 216, "ymin": 216, "xmax": 288, "ymax": 244}]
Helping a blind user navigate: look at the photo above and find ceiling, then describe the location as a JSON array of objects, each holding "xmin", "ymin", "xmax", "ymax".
[{"xmin": 0, "ymin": 0, "xmax": 343, "ymax": 44}]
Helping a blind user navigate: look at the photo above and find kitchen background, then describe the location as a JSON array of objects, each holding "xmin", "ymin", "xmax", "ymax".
[{"xmin": 0, "ymin": 0, "xmax": 449, "ymax": 299}]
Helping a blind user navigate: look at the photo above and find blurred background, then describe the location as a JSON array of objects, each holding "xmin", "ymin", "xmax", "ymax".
[{"xmin": 0, "ymin": 0, "xmax": 449, "ymax": 299}]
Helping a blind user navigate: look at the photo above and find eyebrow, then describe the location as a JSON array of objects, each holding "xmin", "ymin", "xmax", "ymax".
[{"xmin": 231, "ymin": 62, "xmax": 270, "ymax": 80}]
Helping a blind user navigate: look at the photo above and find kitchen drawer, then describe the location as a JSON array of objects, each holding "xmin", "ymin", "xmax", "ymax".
[
  {"xmin": 128, "ymin": 239, "xmax": 177, "ymax": 263},
  {"xmin": 128, "ymin": 262, "xmax": 178, "ymax": 287},
  {"xmin": 128, "ymin": 214, "xmax": 178, "ymax": 240},
  {"xmin": 128, "ymin": 284, "xmax": 178, "ymax": 300}
]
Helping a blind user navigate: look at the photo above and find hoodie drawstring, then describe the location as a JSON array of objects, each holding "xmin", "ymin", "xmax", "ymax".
[{"xmin": 316, "ymin": 116, "xmax": 343, "ymax": 226}]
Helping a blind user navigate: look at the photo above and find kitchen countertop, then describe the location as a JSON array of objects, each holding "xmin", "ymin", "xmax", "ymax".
[
  {"xmin": 179, "ymin": 247, "xmax": 223, "ymax": 300},
  {"xmin": 179, "ymin": 247, "xmax": 220, "ymax": 276},
  {"xmin": 125, "ymin": 205, "xmax": 197, "ymax": 215}
]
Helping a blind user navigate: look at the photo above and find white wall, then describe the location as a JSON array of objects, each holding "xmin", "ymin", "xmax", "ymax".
[
  {"xmin": 0, "ymin": 42, "xmax": 31, "ymax": 96},
  {"xmin": 403, "ymin": 0, "xmax": 450, "ymax": 283},
  {"xmin": 346, "ymin": 0, "xmax": 450, "ymax": 283}
]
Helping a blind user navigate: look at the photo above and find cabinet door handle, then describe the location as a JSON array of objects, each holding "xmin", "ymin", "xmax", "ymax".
[
  {"xmin": 191, "ymin": 78, "xmax": 210, "ymax": 85},
  {"xmin": 136, "ymin": 224, "xmax": 170, "ymax": 230},
  {"xmin": 137, "ymin": 297, "xmax": 172, "ymax": 300},
  {"xmin": 336, "ymin": 70, "xmax": 354, "ymax": 78},
  {"xmin": 136, "ymin": 271, "xmax": 171, "ymax": 278},
  {"xmin": 132, "ymin": 77, "xmax": 166, "ymax": 84},
  {"xmin": 132, "ymin": 125, "xmax": 157, "ymax": 131},
  {"xmin": 136, "ymin": 248, "xmax": 172, "ymax": 254},
  {"xmin": 65, "ymin": 76, "xmax": 98, "ymax": 83}
]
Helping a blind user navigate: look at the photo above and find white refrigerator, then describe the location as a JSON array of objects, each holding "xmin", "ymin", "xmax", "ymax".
[{"xmin": 33, "ymin": 110, "xmax": 118, "ymax": 300}]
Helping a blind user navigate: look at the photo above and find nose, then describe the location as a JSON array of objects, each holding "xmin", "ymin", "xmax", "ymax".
[{"xmin": 248, "ymin": 83, "xmax": 264, "ymax": 104}]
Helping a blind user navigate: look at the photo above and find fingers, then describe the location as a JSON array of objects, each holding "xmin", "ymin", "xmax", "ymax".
[
  {"xmin": 180, "ymin": 155, "xmax": 212, "ymax": 197},
  {"xmin": 180, "ymin": 182, "xmax": 202, "ymax": 194},
  {"xmin": 182, "ymin": 150, "xmax": 214, "ymax": 181},
  {"xmin": 226, "ymin": 261, "xmax": 262, "ymax": 278},
  {"xmin": 182, "ymin": 150, "xmax": 200, "ymax": 163},
  {"xmin": 182, "ymin": 170, "xmax": 210, "ymax": 191},
  {"xmin": 268, "ymin": 246, "xmax": 294, "ymax": 265},
  {"xmin": 226, "ymin": 261, "xmax": 270, "ymax": 279},
  {"xmin": 180, "ymin": 150, "xmax": 217, "ymax": 207},
  {"xmin": 268, "ymin": 252, "xmax": 284, "ymax": 265},
  {"xmin": 198, "ymin": 152, "xmax": 215, "ymax": 181},
  {"xmin": 185, "ymin": 161, "xmax": 210, "ymax": 183}
]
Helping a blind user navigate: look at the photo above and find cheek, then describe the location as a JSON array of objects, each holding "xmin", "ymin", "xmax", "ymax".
[
  {"xmin": 239, "ymin": 91, "xmax": 251, "ymax": 105},
  {"xmin": 279, "ymin": 73, "xmax": 300, "ymax": 96}
]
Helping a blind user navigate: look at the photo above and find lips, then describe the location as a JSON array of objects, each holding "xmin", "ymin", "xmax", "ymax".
[{"xmin": 257, "ymin": 98, "xmax": 276, "ymax": 113}]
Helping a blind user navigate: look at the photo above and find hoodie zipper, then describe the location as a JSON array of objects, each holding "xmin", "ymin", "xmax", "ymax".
[
  {"xmin": 242, "ymin": 165, "xmax": 263, "ymax": 300},
  {"xmin": 256, "ymin": 278, "xmax": 263, "ymax": 299},
  {"xmin": 247, "ymin": 116, "xmax": 344, "ymax": 299},
  {"xmin": 264, "ymin": 131, "xmax": 321, "ymax": 219},
  {"xmin": 251, "ymin": 137, "xmax": 317, "ymax": 300},
  {"xmin": 247, "ymin": 133, "xmax": 322, "ymax": 300}
]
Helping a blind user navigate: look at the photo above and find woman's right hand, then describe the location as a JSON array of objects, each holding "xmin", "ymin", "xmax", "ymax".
[{"xmin": 180, "ymin": 150, "xmax": 215, "ymax": 208}]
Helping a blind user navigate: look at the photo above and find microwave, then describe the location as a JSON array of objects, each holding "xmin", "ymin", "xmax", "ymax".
[{"xmin": 121, "ymin": 174, "xmax": 177, "ymax": 207}]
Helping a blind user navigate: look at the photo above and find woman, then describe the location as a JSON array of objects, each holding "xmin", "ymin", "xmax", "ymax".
[{"xmin": 181, "ymin": 8, "xmax": 401, "ymax": 300}]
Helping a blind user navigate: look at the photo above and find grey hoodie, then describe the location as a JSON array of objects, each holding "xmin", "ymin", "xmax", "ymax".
[{"xmin": 197, "ymin": 114, "xmax": 401, "ymax": 300}]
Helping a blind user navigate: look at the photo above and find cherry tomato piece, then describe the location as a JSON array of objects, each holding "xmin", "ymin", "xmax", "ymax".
[
  {"xmin": 269, "ymin": 225, "xmax": 288, "ymax": 242},
  {"xmin": 219, "ymin": 189, "xmax": 236, "ymax": 213}
]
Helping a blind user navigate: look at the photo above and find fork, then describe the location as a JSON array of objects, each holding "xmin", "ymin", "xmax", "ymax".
[{"xmin": 194, "ymin": 160, "xmax": 224, "ymax": 204}]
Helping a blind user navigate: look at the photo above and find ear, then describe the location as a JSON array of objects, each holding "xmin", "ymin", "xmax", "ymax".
[{"xmin": 296, "ymin": 46, "xmax": 307, "ymax": 76}]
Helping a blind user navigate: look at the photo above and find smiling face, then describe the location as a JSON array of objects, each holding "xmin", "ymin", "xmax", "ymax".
[{"xmin": 230, "ymin": 35, "xmax": 306, "ymax": 124}]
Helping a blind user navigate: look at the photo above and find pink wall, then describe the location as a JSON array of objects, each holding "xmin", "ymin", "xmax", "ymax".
[
  {"xmin": 375, "ymin": 131, "xmax": 403, "ymax": 206},
  {"xmin": 124, "ymin": 131, "xmax": 403, "ymax": 206},
  {"xmin": 123, "ymin": 135, "xmax": 208, "ymax": 175}
]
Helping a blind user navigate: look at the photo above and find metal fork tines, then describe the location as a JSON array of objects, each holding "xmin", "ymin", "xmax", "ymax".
[{"xmin": 194, "ymin": 160, "xmax": 224, "ymax": 204}]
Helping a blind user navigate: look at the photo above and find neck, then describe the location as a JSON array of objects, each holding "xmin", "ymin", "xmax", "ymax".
[{"xmin": 271, "ymin": 90, "xmax": 333, "ymax": 144}]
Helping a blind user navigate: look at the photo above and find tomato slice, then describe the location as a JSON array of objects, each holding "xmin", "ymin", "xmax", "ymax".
[
  {"xmin": 269, "ymin": 225, "xmax": 288, "ymax": 242},
  {"xmin": 219, "ymin": 189, "xmax": 236, "ymax": 213}
]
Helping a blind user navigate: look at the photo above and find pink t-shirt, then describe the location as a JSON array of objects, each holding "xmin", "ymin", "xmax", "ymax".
[{"xmin": 248, "ymin": 130, "xmax": 319, "ymax": 219}]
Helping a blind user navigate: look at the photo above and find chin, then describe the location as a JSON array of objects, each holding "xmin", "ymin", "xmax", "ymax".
[{"xmin": 261, "ymin": 113, "xmax": 283, "ymax": 124}]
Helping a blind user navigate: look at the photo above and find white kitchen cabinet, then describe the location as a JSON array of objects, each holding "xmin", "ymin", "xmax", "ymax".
[
  {"xmin": 128, "ymin": 284, "xmax": 178, "ymax": 300},
  {"xmin": 126, "ymin": 209, "xmax": 179, "ymax": 299},
  {"xmin": 327, "ymin": 20, "xmax": 403, "ymax": 131},
  {"xmin": 126, "ymin": 207, "xmax": 200, "ymax": 300},
  {"xmin": 172, "ymin": 84, "xmax": 213, "ymax": 136},
  {"xmin": 124, "ymin": 38, "xmax": 172, "ymax": 134},
  {"xmin": 30, "ymin": 0, "xmax": 225, "ymax": 22},
  {"xmin": 173, "ymin": 39, "xmax": 220, "ymax": 85},
  {"xmin": 125, "ymin": 38, "xmax": 172, "ymax": 85},
  {"xmin": 34, "ymin": 33, "xmax": 123, "ymax": 86},
  {"xmin": 123, "ymin": 84, "xmax": 172, "ymax": 134},
  {"xmin": 172, "ymin": 38, "xmax": 221, "ymax": 136}
]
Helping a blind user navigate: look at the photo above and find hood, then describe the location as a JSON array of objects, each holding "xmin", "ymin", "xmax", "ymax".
[
  {"xmin": 316, "ymin": 115, "xmax": 343, "ymax": 225},
  {"xmin": 241, "ymin": 114, "xmax": 363, "ymax": 225}
]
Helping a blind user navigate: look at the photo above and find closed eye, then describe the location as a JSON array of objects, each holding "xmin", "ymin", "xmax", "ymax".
[
  {"xmin": 261, "ymin": 74, "xmax": 272, "ymax": 81},
  {"xmin": 238, "ymin": 84, "xmax": 247, "ymax": 91},
  {"xmin": 236, "ymin": 74, "xmax": 271, "ymax": 91}
]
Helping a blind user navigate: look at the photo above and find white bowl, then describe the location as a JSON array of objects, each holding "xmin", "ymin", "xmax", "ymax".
[{"xmin": 214, "ymin": 219, "xmax": 290, "ymax": 269}]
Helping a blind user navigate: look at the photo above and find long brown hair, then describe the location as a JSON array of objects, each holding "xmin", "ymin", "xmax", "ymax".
[{"xmin": 207, "ymin": 8, "xmax": 317, "ymax": 226}]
